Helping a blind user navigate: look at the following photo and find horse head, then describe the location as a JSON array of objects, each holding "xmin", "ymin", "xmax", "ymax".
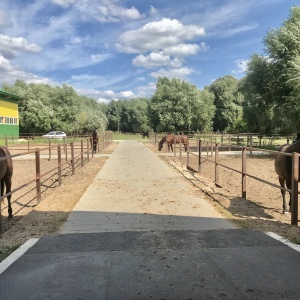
[{"xmin": 158, "ymin": 135, "xmax": 166, "ymax": 151}]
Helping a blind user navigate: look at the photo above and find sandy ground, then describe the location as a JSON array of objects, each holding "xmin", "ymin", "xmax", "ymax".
[{"xmin": 0, "ymin": 141, "xmax": 299, "ymax": 261}]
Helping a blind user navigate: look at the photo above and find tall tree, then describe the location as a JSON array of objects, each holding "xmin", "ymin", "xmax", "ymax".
[
  {"xmin": 149, "ymin": 77, "xmax": 215, "ymax": 132},
  {"xmin": 207, "ymin": 75, "xmax": 243, "ymax": 132},
  {"xmin": 242, "ymin": 6, "xmax": 300, "ymax": 134}
]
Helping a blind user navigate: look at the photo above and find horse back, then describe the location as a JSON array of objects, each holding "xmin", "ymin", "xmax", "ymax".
[{"xmin": 275, "ymin": 143, "xmax": 299, "ymax": 180}]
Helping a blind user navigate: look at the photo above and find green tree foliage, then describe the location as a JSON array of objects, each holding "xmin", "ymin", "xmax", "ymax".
[
  {"xmin": 239, "ymin": 55, "xmax": 278, "ymax": 133},
  {"xmin": 106, "ymin": 98, "xmax": 150, "ymax": 133},
  {"xmin": 242, "ymin": 6, "xmax": 300, "ymax": 134},
  {"xmin": 207, "ymin": 75, "xmax": 243, "ymax": 132},
  {"xmin": 2, "ymin": 80, "xmax": 107, "ymax": 133},
  {"xmin": 148, "ymin": 77, "xmax": 215, "ymax": 132}
]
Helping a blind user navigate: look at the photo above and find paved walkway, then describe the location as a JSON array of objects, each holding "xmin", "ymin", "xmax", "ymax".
[
  {"xmin": 1, "ymin": 140, "xmax": 300, "ymax": 300},
  {"xmin": 61, "ymin": 140, "xmax": 235, "ymax": 233}
]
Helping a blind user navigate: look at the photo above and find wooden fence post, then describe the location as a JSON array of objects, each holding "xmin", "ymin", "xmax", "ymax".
[
  {"xmin": 87, "ymin": 139, "xmax": 90, "ymax": 162},
  {"xmin": 291, "ymin": 152, "xmax": 299, "ymax": 226},
  {"xmin": 48, "ymin": 139, "xmax": 51, "ymax": 160},
  {"xmin": 215, "ymin": 143, "xmax": 219, "ymax": 185},
  {"xmin": 198, "ymin": 139, "xmax": 202, "ymax": 173},
  {"xmin": 187, "ymin": 137, "xmax": 190, "ymax": 167},
  {"xmin": 242, "ymin": 146, "xmax": 247, "ymax": 199},
  {"xmin": 81, "ymin": 140, "xmax": 84, "ymax": 168},
  {"xmin": 71, "ymin": 142, "xmax": 75, "ymax": 175},
  {"xmin": 57, "ymin": 145, "xmax": 62, "ymax": 186},
  {"xmin": 35, "ymin": 149, "xmax": 41, "ymax": 203}
]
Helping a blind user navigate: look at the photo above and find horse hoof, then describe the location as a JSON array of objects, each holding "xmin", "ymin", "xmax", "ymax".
[{"xmin": 8, "ymin": 215, "xmax": 13, "ymax": 219}]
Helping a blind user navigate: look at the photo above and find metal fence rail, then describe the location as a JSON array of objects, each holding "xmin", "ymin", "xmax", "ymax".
[
  {"xmin": 0, "ymin": 132, "xmax": 113, "ymax": 234},
  {"xmin": 150, "ymin": 132, "xmax": 299, "ymax": 226}
]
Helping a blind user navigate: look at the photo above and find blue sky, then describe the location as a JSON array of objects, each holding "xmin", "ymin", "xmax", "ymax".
[{"xmin": 0, "ymin": 0, "xmax": 296, "ymax": 103}]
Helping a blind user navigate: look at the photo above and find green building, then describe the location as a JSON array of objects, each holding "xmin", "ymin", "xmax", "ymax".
[{"xmin": 0, "ymin": 90, "xmax": 23, "ymax": 137}]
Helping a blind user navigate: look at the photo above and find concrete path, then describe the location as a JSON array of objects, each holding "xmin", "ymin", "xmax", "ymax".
[
  {"xmin": 1, "ymin": 140, "xmax": 300, "ymax": 300},
  {"xmin": 61, "ymin": 140, "xmax": 235, "ymax": 233}
]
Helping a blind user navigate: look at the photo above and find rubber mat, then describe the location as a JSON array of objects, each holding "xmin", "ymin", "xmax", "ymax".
[{"xmin": 1, "ymin": 229, "xmax": 300, "ymax": 300}]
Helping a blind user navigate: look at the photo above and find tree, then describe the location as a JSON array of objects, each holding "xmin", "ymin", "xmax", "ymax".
[
  {"xmin": 2, "ymin": 80, "xmax": 108, "ymax": 133},
  {"xmin": 242, "ymin": 6, "xmax": 300, "ymax": 134},
  {"xmin": 239, "ymin": 55, "xmax": 278, "ymax": 133},
  {"xmin": 149, "ymin": 77, "xmax": 215, "ymax": 132},
  {"xmin": 207, "ymin": 75, "xmax": 243, "ymax": 132}
]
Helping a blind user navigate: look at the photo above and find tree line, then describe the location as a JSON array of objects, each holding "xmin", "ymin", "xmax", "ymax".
[{"xmin": 2, "ymin": 6, "xmax": 300, "ymax": 135}]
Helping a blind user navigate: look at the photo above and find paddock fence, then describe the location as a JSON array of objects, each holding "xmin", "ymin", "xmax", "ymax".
[
  {"xmin": 150, "ymin": 132, "xmax": 299, "ymax": 226},
  {"xmin": 0, "ymin": 131, "xmax": 113, "ymax": 234}
]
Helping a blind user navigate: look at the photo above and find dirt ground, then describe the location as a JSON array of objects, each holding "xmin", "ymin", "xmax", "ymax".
[{"xmin": 0, "ymin": 141, "xmax": 299, "ymax": 261}]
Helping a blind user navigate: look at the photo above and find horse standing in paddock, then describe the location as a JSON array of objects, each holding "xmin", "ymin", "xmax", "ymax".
[
  {"xmin": 91, "ymin": 128, "xmax": 99, "ymax": 153},
  {"xmin": 274, "ymin": 133, "xmax": 300, "ymax": 213},
  {"xmin": 0, "ymin": 146, "xmax": 13, "ymax": 219},
  {"xmin": 141, "ymin": 132, "xmax": 149, "ymax": 138},
  {"xmin": 158, "ymin": 134, "xmax": 188, "ymax": 152}
]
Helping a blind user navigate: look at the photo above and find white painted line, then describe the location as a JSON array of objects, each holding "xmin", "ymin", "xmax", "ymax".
[
  {"xmin": 0, "ymin": 238, "xmax": 39, "ymax": 274},
  {"xmin": 266, "ymin": 232, "xmax": 300, "ymax": 252}
]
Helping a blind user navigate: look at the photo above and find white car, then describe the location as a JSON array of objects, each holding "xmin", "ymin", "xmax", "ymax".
[{"xmin": 42, "ymin": 131, "xmax": 67, "ymax": 139}]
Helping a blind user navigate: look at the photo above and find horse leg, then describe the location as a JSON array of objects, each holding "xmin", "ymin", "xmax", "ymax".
[
  {"xmin": 279, "ymin": 177, "xmax": 288, "ymax": 213},
  {"xmin": 286, "ymin": 178, "xmax": 292, "ymax": 213},
  {"xmin": 4, "ymin": 177, "xmax": 13, "ymax": 218}
]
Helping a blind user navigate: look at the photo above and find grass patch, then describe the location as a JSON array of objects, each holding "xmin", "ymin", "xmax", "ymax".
[
  {"xmin": 292, "ymin": 237, "xmax": 300, "ymax": 245},
  {"xmin": 0, "ymin": 244, "xmax": 21, "ymax": 263},
  {"xmin": 112, "ymin": 132, "xmax": 147, "ymax": 141}
]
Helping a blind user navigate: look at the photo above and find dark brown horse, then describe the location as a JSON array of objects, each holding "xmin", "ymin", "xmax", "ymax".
[
  {"xmin": 91, "ymin": 128, "xmax": 98, "ymax": 153},
  {"xmin": 158, "ymin": 134, "xmax": 188, "ymax": 152},
  {"xmin": 274, "ymin": 134, "xmax": 300, "ymax": 213},
  {"xmin": 0, "ymin": 146, "xmax": 13, "ymax": 219}
]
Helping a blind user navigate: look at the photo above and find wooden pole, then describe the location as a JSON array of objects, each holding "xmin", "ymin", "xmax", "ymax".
[
  {"xmin": 291, "ymin": 152, "xmax": 299, "ymax": 226},
  {"xmin": 242, "ymin": 146, "xmax": 247, "ymax": 199}
]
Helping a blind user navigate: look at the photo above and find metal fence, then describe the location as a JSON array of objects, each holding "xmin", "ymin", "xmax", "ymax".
[
  {"xmin": 0, "ymin": 132, "xmax": 113, "ymax": 234},
  {"xmin": 150, "ymin": 132, "xmax": 299, "ymax": 226}
]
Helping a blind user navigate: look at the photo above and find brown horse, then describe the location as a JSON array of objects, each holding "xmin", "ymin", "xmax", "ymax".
[
  {"xmin": 158, "ymin": 134, "xmax": 188, "ymax": 152},
  {"xmin": 274, "ymin": 134, "xmax": 300, "ymax": 213},
  {"xmin": 91, "ymin": 128, "xmax": 98, "ymax": 153},
  {"xmin": 0, "ymin": 146, "xmax": 13, "ymax": 219}
]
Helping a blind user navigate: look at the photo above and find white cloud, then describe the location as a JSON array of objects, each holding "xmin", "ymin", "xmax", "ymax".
[
  {"xmin": 116, "ymin": 18, "xmax": 205, "ymax": 53},
  {"xmin": 0, "ymin": 34, "xmax": 41, "ymax": 59},
  {"xmin": 76, "ymin": 87, "xmax": 137, "ymax": 103},
  {"xmin": 51, "ymin": 0, "xmax": 75, "ymax": 7},
  {"xmin": 149, "ymin": 5, "xmax": 158, "ymax": 16},
  {"xmin": 133, "ymin": 52, "xmax": 170, "ymax": 68},
  {"xmin": 51, "ymin": 0, "xmax": 142, "ymax": 23},
  {"xmin": 96, "ymin": 4, "xmax": 142, "ymax": 23},
  {"xmin": 150, "ymin": 67, "xmax": 194, "ymax": 79},
  {"xmin": 0, "ymin": 54, "xmax": 56, "ymax": 86},
  {"xmin": 231, "ymin": 59, "xmax": 248, "ymax": 74},
  {"xmin": 136, "ymin": 82, "xmax": 156, "ymax": 98},
  {"xmin": 164, "ymin": 43, "xmax": 200, "ymax": 57},
  {"xmin": 0, "ymin": 10, "xmax": 13, "ymax": 29}
]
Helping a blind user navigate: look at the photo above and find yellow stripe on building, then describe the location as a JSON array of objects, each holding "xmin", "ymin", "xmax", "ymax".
[{"xmin": 0, "ymin": 100, "xmax": 19, "ymax": 118}]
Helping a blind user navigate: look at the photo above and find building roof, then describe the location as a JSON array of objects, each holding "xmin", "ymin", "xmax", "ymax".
[{"xmin": 0, "ymin": 89, "xmax": 23, "ymax": 102}]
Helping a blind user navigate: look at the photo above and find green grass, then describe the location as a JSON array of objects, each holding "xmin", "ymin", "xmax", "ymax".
[
  {"xmin": 0, "ymin": 244, "xmax": 21, "ymax": 263},
  {"xmin": 292, "ymin": 237, "xmax": 300, "ymax": 245},
  {"xmin": 112, "ymin": 132, "xmax": 147, "ymax": 141}
]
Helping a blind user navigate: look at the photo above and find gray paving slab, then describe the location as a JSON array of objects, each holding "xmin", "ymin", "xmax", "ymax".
[
  {"xmin": 61, "ymin": 140, "xmax": 235, "ymax": 233},
  {"xmin": 1, "ymin": 230, "xmax": 300, "ymax": 300},
  {"xmin": 1, "ymin": 140, "xmax": 300, "ymax": 299}
]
